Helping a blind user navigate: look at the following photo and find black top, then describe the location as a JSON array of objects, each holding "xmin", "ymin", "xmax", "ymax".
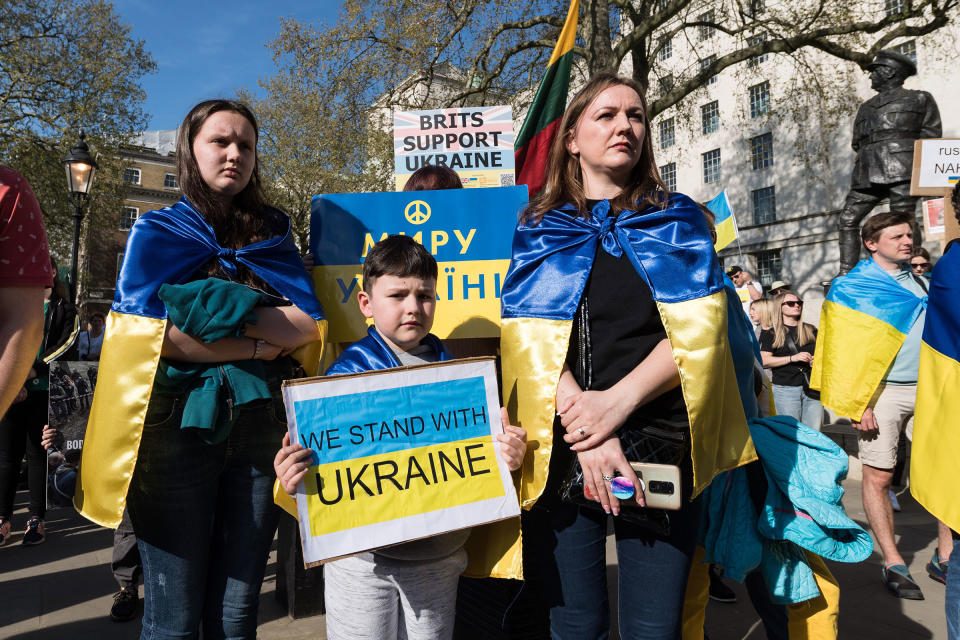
[
  {"xmin": 758, "ymin": 326, "xmax": 816, "ymax": 387},
  {"xmin": 566, "ymin": 203, "xmax": 687, "ymax": 424}
]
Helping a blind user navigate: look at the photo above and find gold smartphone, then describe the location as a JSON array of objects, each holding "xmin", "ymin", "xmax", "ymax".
[{"xmin": 629, "ymin": 462, "xmax": 682, "ymax": 510}]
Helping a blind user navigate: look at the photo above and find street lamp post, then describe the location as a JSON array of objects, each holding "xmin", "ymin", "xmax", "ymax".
[{"xmin": 63, "ymin": 131, "xmax": 98, "ymax": 305}]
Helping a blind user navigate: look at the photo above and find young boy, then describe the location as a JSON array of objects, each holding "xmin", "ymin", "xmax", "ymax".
[{"xmin": 274, "ymin": 234, "xmax": 526, "ymax": 640}]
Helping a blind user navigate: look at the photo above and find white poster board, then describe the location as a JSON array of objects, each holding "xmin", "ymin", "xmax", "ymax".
[{"xmin": 282, "ymin": 357, "xmax": 520, "ymax": 566}]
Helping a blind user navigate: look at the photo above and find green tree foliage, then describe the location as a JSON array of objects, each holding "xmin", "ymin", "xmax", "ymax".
[
  {"xmin": 0, "ymin": 0, "xmax": 155, "ymax": 260},
  {"xmin": 257, "ymin": 0, "xmax": 955, "ymax": 238}
]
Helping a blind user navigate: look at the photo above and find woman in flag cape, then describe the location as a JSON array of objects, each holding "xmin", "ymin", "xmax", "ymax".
[
  {"xmin": 75, "ymin": 100, "xmax": 326, "ymax": 639},
  {"xmin": 500, "ymin": 73, "xmax": 755, "ymax": 638}
]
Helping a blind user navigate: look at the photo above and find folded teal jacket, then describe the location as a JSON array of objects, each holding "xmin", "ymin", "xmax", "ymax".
[
  {"xmin": 701, "ymin": 415, "xmax": 873, "ymax": 604},
  {"xmin": 155, "ymin": 278, "xmax": 271, "ymax": 444}
]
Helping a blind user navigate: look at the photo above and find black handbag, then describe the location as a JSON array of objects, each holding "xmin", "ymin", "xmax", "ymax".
[
  {"xmin": 557, "ymin": 296, "xmax": 688, "ymax": 535},
  {"xmin": 784, "ymin": 331, "xmax": 820, "ymax": 400}
]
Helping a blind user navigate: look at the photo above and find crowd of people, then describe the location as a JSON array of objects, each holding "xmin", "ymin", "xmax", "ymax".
[{"xmin": 0, "ymin": 72, "xmax": 957, "ymax": 640}]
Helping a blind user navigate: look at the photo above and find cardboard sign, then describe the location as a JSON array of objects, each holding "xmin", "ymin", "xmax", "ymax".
[
  {"xmin": 283, "ymin": 357, "xmax": 520, "ymax": 566},
  {"xmin": 912, "ymin": 139, "xmax": 960, "ymax": 195},
  {"xmin": 310, "ymin": 186, "xmax": 527, "ymax": 343},
  {"xmin": 394, "ymin": 106, "xmax": 515, "ymax": 190},
  {"xmin": 922, "ymin": 197, "xmax": 945, "ymax": 239}
]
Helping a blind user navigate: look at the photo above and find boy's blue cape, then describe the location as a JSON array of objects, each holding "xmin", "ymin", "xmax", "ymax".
[{"xmin": 326, "ymin": 326, "xmax": 451, "ymax": 375}]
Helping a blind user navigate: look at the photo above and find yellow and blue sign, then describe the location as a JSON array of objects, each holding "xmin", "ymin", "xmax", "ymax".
[
  {"xmin": 311, "ymin": 185, "xmax": 528, "ymax": 343},
  {"xmin": 283, "ymin": 359, "xmax": 520, "ymax": 565}
]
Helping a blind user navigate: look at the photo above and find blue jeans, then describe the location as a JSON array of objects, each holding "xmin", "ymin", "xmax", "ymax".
[
  {"xmin": 127, "ymin": 386, "xmax": 288, "ymax": 640},
  {"xmin": 527, "ymin": 493, "xmax": 702, "ymax": 639},
  {"xmin": 771, "ymin": 384, "xmax": 823, "ymax": 430},
  {"xmin": 948, "ymin": 533, "xmax": 960, "ymax": 640}
]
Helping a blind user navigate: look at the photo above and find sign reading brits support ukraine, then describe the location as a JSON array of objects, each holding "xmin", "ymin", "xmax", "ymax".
[
  {"xmin": 394, "ymin": 106, "xmax": 516, "ymax": 190},
  {"xmin": 283, "ymin": 357, "xmax": 519, "ymax": 566},
  {"xmin": 311, "ymin": 185, "xmax": 527, "ymax": 343}
]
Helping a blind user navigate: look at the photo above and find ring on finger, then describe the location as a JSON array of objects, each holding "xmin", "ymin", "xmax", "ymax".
[
  {"xmin": 601, "ymin": 474, "xmax": 614, "ymax": 482},
  {"xmin": 577, "ymin": 427, "xmax": 586, "ymax": 437}
]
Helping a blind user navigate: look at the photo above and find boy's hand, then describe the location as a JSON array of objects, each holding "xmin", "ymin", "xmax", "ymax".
[
  {"xmin": 274, "ymin": 432, "xmax": 315, "ymax": 495},
  {"xmin": 496, "ymin": 407, "xmax": 527, "ymax": 472}
]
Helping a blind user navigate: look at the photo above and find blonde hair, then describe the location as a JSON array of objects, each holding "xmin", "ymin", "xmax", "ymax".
[
  {"xmin": 750, "ymin": 298, "xmax": 775, "ymax": 330},
  {"xmin": 771, "ymin": 293, "xmax": 815, "ymax": 349},
  {"xmin": 522, "ymin": 72, "xmax": 667, "ymax": 224}
]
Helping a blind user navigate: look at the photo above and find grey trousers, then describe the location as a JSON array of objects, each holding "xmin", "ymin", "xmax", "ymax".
[
  {"xmin": 324, "ymin": 549, "xmax": 467, "ymax": 640},
  {"xmin": 111, "ymin": 508, "xmax": 141, "ymax": 589}
]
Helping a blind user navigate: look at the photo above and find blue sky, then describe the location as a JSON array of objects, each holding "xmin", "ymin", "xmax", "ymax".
[{"xmin": 113, "ymin": 0, "xmax": 343, "ymax": 131}]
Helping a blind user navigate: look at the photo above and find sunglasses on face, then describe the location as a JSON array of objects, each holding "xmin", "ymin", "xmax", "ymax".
[
  {"xmin": 782, "ymin": 301, "xmax": 803, "ymax": 308},
  {"xmin": 911, "ymin": 262, "xmax": 931, "ymax": 269}
]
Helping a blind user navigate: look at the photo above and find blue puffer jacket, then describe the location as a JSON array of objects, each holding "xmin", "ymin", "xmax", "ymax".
[{"xmin": 701, "ymin": 415, "xmax": 873, "ymax": 604}]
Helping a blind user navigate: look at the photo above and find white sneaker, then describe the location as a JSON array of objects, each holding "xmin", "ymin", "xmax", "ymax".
[{"xmin": 889, "ymin": 490, "xmax": 902, "ymax": 512}]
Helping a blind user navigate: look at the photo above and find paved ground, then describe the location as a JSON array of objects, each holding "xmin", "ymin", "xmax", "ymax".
[{"xmin": 1, "ymin": 472, "xmax": 948, "ymax": 639}]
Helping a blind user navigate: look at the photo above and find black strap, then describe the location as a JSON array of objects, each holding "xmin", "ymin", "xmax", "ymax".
[{"xmin": 911, "ymin": 272, "xmax": 929, "ymax": 294}]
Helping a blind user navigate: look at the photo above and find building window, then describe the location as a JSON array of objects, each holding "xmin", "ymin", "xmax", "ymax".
[
  {"xmin": 752, "ymin": 186, "xmax": 776, "ymax": 224},
  {"xmin": 747, "ymin": 33, "xmax": 767, "ymax": 67},
  {"xmin": 701, "ymin": 101, "xmax": 720, "ymax": 134},
  {"xmin": 893, "ymin": 40, "xmax": 917, "ymax": 64},
  {"xmin": 123, "ymin": 167, "xmax": 141, "ymax": 185},
  {"xmin": 657, "ymin": 37, "xmax": 672, "ymax": 61},
  {"xmin": 755, "ymin": 249, "xmax": 782, "ymax": 286},
  {"xmin": 120, "ymin": 206, "xmax": 139, "ymax": 230},
  {"xmin": 659, "ymin": 74, "xmax": 675, "ymax": 93},
  {"xmin": 884, "ymin": 0, "xmax": 904, "ymax": 16},
  {"xmin": 702, "ymin": 149, "xmax": 721, "ymax": 184},
  {"xmin": 698, "ymin": 11, "xmax": 715, "ymax": 41},
  {"xmin": 749, "ymin": 81, "xmax": 770, "ymax": 118},
  {"xmin": 660, "ymin": 163, "xmax": 677, "ymax": 192},
  {"xmin": 700, "ymin": 55, "xmax": 717, "ymax": 85},
  {"xmin": 163, "ymin": 173, "xmax": 178, "ymax": 189},
  {"xmin": 659, "ymin": 118, "xmax": 675, "ymax": 149},
  {"xmin": 750, "ymin": 132, "xmax": 774, "ymax": 170}
]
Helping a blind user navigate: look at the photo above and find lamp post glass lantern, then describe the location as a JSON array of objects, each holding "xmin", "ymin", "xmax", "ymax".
[{"xmin": 63, "ymin": 131, "xmax": 97, "ymax": 304}]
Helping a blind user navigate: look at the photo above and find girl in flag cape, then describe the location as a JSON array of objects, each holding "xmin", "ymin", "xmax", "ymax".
[
  {"xmin": 75, "ymin": 100, "xmax": 326, "ymax": 639},
  {"xmin": 500, "ymin": 73, "xmax": 755, "ymax": 638}
]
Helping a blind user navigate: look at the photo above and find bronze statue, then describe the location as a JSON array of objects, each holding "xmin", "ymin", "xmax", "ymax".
[{"xmin": 837, "ymin": 50, "xmax": 941, "ymax": 274}]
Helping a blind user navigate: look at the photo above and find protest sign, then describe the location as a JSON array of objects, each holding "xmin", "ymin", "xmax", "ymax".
[
  {"xmin": 283, "ymin": 357, "xmax": 519, "ymax": 566},
  {"xmin": 46, "ymin": 360, "xmax": 98, "ymax": 509},
  {"xmin": 311, "ymin": 185, "xmax": 527, "ymax": 343},
  {"xmin": 922, "ymin": 197, "xmax": 945, "ymax": 239},
  {"xmin": 394, "ymin": 106, "xmax": 515, "ymax": 190}
]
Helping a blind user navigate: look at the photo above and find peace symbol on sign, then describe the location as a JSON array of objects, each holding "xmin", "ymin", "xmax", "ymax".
[{"xmin": 404, "ymin": 200, "xmax": 432, "ymax": 225}]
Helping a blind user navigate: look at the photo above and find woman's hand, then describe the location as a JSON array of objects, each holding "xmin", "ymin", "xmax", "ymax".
[
  {"xmin": 41, "ymin": 424, "xmax": 59, "ymax": 450},
  {"xmin": 245, "ymin": 306, "xmax": 322, "ymax": 350},
  {"xmin": 253, "ymin": 339, "xmax": 283, "ymax": 361},
  {"xmin": 555, "ymin": 365, "xmax": 583, "ymax": 415},
  {"xmin": 576, "ymin": 436, "xmax": 645, "ymax": 515},
  {"xmin": 495, "ymin": 407, "xmax": 527, "ymax": 471},
  {"xmin": 792, "ymin": 352, "xmax": 814, "ymax": 365},
  {"xmin": 274, "ymin": 432, "xmax": 315, "ymax": 495},
  {"xmin": 560, "ymin": 388, "xmax": 632, "ymax": 451}
]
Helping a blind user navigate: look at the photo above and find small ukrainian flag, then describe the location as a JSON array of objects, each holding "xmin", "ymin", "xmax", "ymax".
[{"xmin": 706, "ymin": 189, "xmax": 738, "ymax": 252}]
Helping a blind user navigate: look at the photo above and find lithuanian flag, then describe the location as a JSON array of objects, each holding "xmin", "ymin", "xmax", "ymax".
[
  {"xmin": 513, "ymin": 0, "xmax": 579, "ymax": 197},
  {"xmin": 912, "ymin": 244, "xmax": 960, "ymax": 532}
]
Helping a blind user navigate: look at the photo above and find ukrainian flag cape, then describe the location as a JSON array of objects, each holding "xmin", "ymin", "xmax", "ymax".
[
  {"xmin": 912, "ymin": 245, "xmax": 960, "ymax": 532},
  {"xmin": 810, "ymin": 259, "xmax": 925, "ymax": 421},
  {"xmin": 500, "ymin": 194, "xmax": 757, "ymax": 509},
  {"xmin": 76, "ymin": 198, "xmax": 327, "ymax": 528},
  {"xmin": 326, "ymin": 327, "xmax": 451, "ymax": 375}
]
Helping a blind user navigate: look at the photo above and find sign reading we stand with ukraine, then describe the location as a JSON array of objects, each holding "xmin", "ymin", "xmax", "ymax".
[
  {"xmin": 283, "ymin": 357, "xmax": 519, "ymax": 566},
  {"xmin": 310, "ymin": 185, "xmax": 528, "ymax": 343}
]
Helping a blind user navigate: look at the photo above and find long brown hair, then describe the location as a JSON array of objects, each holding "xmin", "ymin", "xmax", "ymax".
[
  {"xmin": 175, "ymin": 99, "xmax": 269, "ymax": 249},
  {"xmin": 522, "ymin": 73, "xmax": 667, "ymax": 224},
  {"xmin": 771, "ymin": 293, "xmax": 816, "ymax": 349}
]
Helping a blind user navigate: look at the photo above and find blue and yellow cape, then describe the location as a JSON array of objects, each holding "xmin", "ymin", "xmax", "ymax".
[
  {"xmin": 810, "ymin": 259, "xmax": 925, "ymax": 421},
  {"xmin": 500, "ymin": 194, "xmax": 758, "ymax": 508},
  {"xmin": 75, "ymin": 198, "xmax": 327, "ymax": 528},
  {"xmin": 912, "ymin": 245, "xmax": 960, "ymax": 532}
]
